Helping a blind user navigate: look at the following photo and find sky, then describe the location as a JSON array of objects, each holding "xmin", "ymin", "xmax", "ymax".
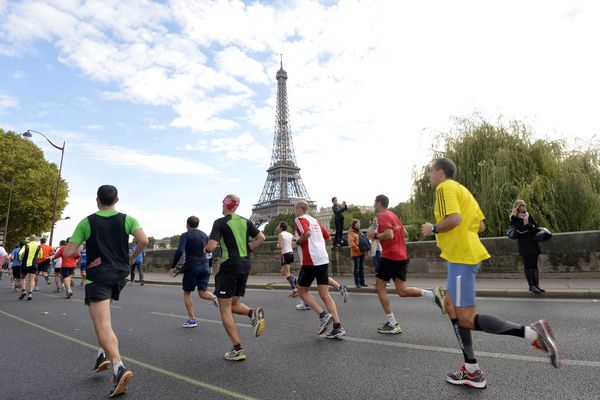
[{"xmin": 1, "ymin": 0, "xmax": 599, "ymax": 240}]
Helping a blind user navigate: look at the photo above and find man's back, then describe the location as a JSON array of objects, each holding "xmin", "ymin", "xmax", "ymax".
[
  {"xmin": 179, "ymin": 229, "xmax": 208, "ymax": 266},
  {"xmin": 295, "ymin": 214, "xmax": 330, "ymax": 266},
  {"xmin": 377, "ymin": 210, "xmax": 407, "ymax": 261},
  {"xmin": 209, "ymin": 214, "xmax": 259, "ymax": 273},
  {"xmin": 434, "ymin": 179, "xmax": 490, "ymax": 264},
  {"xmin": 19, "ymin": 242, "xmax": 41, "ymax": 267}
]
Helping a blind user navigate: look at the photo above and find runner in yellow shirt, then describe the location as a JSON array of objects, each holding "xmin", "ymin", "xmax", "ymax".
[{"xmin": 421, "ymin": 158, "xmax": 560, "ymax": 389}]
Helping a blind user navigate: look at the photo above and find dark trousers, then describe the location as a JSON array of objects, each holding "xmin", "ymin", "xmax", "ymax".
[
  {"xmin": 334, "ymin": 219, "xmax": 344, "ymax": 246},
  {"xmin": 523, "ymin": 255, "xmax": 539, "ymax": 287},
  {"xmin": 353, "ymin": 255, "xmax": 365, "ymax": 286},
  {"xmin": 130, "ymin": 262, "xmax": 144, "ymax": 282},
  {"xmin": 372, "ymin": 250, "xmax": 381, "ymax": 274}
]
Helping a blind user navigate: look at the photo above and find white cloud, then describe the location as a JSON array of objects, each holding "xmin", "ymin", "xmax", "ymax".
[
  {"xmin": 216, "ymin": 47, "xmax": 269, "ymax": 84},
  {"xmin": 77, "ymin": 141, "xmax": 221, "ymax": 178},
  {"xmin": 84, "ymin": 124, "xmax": 103, "ymax": 130},
  {"xmin": 0, "ymin": 93, "xmax": 17, "ymax": 114}
]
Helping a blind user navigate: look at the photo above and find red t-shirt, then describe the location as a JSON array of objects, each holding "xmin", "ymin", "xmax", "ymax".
[
  {"xmin": 54, "ymin": 246, "xmax": 80, "ymax": 268},
  {"xmin": 378, "ymin": 210, "xmax": 408, "ymax": 261}
]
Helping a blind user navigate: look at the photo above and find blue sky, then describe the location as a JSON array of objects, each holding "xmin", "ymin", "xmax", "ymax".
[{"xmin": 1, "ymin": 0, "xmax": 599, "ymax": 240}]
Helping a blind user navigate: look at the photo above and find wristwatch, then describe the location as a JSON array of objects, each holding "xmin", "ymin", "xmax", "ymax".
[{"xmin": 432, "ymin": 224, "xmax": 438, "ymax": 234}]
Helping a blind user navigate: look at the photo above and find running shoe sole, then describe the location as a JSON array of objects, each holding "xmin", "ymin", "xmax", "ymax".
[
  {"xmin": 182, "ymin": 323, "xmax": 197, "ymax": 328},
  {"xmin": 110, "ymin": 370, "xmax": 133, "ymax": 397},
  {"xmin": 432, "ymin": 286, "xmax": 446, "ymax": 314},
  {"xmin": 94, "ymin": 360, "xmax": 112, "ymax": 373},
  {"xmin": 317, "ymin": 314, "xmax": 333, "ymax": 335},
  {"xmin": 531, "ymin": 320, "xmax": 560, "ymax": 368},
  {"xmin": 252, "ymin": 307, "xmax": 266, "ymax": 337},
  {"xmin": 445, "ymin": 376, "xmax": 487, "ymax": 389},
  {"xmin": 295, "ymin": 304, "xmax": 311, "ymax": 311},
  {"xmin": 224, "ymin": 353, "xmax": 247, "ymax": 361},
  {"xmin": 18, "ymin": 292, "xmax": 26, "ymax": 300},
  {"xmin": 326, "ymin": 329, "xmax": 346, "ymax": 339}
]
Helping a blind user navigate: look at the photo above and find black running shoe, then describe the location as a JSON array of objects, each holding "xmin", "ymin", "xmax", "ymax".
[
  {"xmin": 18, "ymin": 291, "xmax": 27, "ymax": 300},
  {"xmin": 531, "ymin": 320, "xmax": 560, "ymax": 368},
  {"xmin": 26, "ymin": 293, "xmax": 32, "ymax": 301},
  {"xmin": 93, "ymin": 352, "xmax": 111, "ymax": 373},
  {"xmin": 110, "ymin": 366, "xmax": 133, "ymax": 397}
]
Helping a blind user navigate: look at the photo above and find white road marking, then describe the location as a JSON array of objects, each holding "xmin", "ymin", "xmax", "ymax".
[
  {"xmin": 150, "ymin": 311, "xmax": 252, "ymax": 328},
  {"xmin": 149, "ymin": 311, "xmax": 600, "ymax": 368}
]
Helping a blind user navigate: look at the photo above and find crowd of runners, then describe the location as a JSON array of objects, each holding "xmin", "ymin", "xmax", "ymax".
[{"xmin": 0, "ymin": 158, "xmax": 560, "ymax": 397}]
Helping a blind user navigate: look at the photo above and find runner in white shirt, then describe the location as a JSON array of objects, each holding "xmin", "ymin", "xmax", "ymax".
[
  {"xmin": 294, "ymin": 201, "xmax": 346, "ymax": 339},
  {"xmin": 277, "ymin": 222, "xmax": 298, "ymax": 297},
  {"xmin": 0, "ymin": 246, "xmax": 9, "ymax": 281}
]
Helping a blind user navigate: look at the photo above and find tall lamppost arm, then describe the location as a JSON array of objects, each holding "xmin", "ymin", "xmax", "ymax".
[{"xmin": 22, "ymin": 130, "xmax": 66, "ymax": 246}]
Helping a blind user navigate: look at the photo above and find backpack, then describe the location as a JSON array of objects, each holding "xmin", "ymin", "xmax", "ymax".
[
  {"xmin": 358, "ymin": 233, "xmax": 371, "ymax": 253},
  {"xmin": 506, "ymin": 225, "xmax": 518, "ymax": 240}
]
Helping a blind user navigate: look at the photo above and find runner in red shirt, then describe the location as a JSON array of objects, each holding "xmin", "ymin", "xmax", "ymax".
[
  {"xmin": 54, "ymin": 236, "xmax": 80, "ymax": 299},
  {"xmin": 35, "ymin": 237, "xmax": 54, "ymax": 289},
  {"xmin": 367, "ymin": 194, "xmax": 446, "ymax": 334}
]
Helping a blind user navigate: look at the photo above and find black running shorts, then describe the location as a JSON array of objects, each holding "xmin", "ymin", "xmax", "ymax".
[
  {"xmin": 297, "ymin": 264, "xmax": 329, "ymax": 287},
  {"xmin": 214, "ymin": 270, "xmax": 249, "ymax": 299},
  {"xmin": 12, "ymin": 266, "xmax": 21, "ymax": 277},
  {"xmin": 61, "ymin": 268, "xmax": 75, "ymax": 279},
  {"xmin": 280, "ymin": 252, "xmax": 294, "ymax": 266},
  {"xmin": 85, "ymin": 279, "xmax": 127, "ymax": 305},
  {"xmin": 376, "ymin": 258, "xmax": 408, "ymax": 282},
  {"xmin": 37, "ymin": 260, "xmax": 51, "ymax": 273},
  {"xmin": 20, "ymin": 265, "xmax": 36, "ymax": 277}
]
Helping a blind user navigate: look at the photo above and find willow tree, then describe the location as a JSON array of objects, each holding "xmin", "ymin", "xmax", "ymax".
[{"xmin": 406, "ymin": 118, "xmax": 600, "ymax": 238}]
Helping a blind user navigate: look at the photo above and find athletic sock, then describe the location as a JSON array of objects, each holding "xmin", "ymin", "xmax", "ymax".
[
  {"xmin": 421, "ymin": 290, "xmax": 434, "ymax": 299},
  {"xmin": 97, "ymin": 347, "xmax": 105, "ymax": 357},
  {"xmin": 112, "ymin": 360, "xmax": 124, "ymax": 376},
  {"xmin": 333, "ymin": 322, "xmax": 341, "ymax": 329},
  {"xmin": 524, "ymin": 326, "xmax": 537, "ymax": 343},
  {"xmin": 287, "ymin": 276, "xmax": 296, "ymax": 289},
  {"xmin": 474, "ymin": 314, "xmax": 525, "ymax": 338},
  {"xmin": 451, "ymin": 318, "xmax": 477, "ymax": 364},
  {"xmin": 386, "ymin": 313, "xmax": 397, "ymax": 326},
  {"xmin": 464, "ymin": 362, "xmax": 480, "ymax": 373},
  {"xmin": 233, "ymin": 343, "xmax": 243, "ymax": 351}
]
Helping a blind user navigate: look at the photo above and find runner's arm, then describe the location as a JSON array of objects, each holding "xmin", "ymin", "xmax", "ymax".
[
  {"xmin": 63, "ymin": 243, "xmax": 84, "ymax": 258},
  {"xmin": 205, "ymin": 240, "xmax": 218, "ymax": 253},
  {"xmin": 129, "ymin": 229, "xmax": 148, "ymax": 266},
  {"xmin": 277, "ymin": 233, "xmax": 283, "ymax": 249},
  {"xmin": 249, "ymin": 232, "xmax": 266, "ymax": 252},
  {"xmin": 421, "ymin": 213, "xmax": 462, "ymax": 237},
  {"xmin": 479, "ymin": 220, "xmax": 486, "ymax": 233}
]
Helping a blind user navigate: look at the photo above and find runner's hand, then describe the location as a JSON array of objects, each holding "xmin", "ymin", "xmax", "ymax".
[
  {"xmin": 367, "ymin": 229, "xmax": 376, "ymax": 240},
  {"xmin": 421, "ymin": 223, "xmax": 435, "ymax": 237},
  {"xmin": 170, "ymin": 268, "xmax": 177, "ymax": 277}
]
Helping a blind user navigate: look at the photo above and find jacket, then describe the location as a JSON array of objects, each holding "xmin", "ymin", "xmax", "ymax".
[
  {"xmin": 348, "ymin": 228, "xmax": 365, "ymax": 257},
  {"xmin": 332, "ymin": 203, "xmax": 347, "ymax": 222},
  {"xmin": 511, "ymin": 214, "xmax": 541, "ymax": 256}
]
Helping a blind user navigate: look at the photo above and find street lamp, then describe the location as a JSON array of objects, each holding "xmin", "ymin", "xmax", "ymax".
[{"xmin": 22, "ymin": 129, "xmax": 65, "ymax": 247}]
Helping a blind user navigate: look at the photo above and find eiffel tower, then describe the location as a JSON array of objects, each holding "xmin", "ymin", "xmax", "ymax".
[{"xmin": 250, "ymin": 60, "xmax": 316, "ymax": 225}]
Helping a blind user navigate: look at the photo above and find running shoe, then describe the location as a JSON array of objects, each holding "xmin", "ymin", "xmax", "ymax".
[
  {"xmin": 295, "ymin": 302, "xmax": 311, "ymax": 311},
  {"xmin": 33, "ymin": 286, "xmax": 39, "ymax": 291},
  {"xmin": 93, "ymin": 352, "xmax": 111, "ymax": 373},
  {"xmin": 18, "ymin": 291, "xmax": 27, "ymax": 300},
  {"xmin": 317, "ymin": 313, "xmax": 333, "ymax": 335},
  {"xmin": 26, "ymin": 293, "xmax": 32, "ymax": 301},
  {"xmin": 530, "ymin": 320, "xmax": 560, "ymax": 368},
  {"xmin": 432, "ymin": 286, "xmax": 446, "ymax": 314},
  {"xmin": 288, "ymin": 288, "xmax": 298, "ymax": 298},
  {"xmin": 182, "ymin": 319, "xmax": 198, "ymax": 328},
  {"xmin": 446, "ymin": 364, "xmax": 487, "ymax": 389},
  {"xmin": 224, "ymin": 347, "xmax": 246, "ymax": 361},
  {"xmin": 211, "ymin": 297, "xmax": 219, "ymax": 308},
  {"xmin": 140, "ymin": 280, "xmax": 144, "ymax": 286},
  {"xmin": 66, "ymin": 289, "xmax": 73, "ymax": 299},
  {"xmin": 338, "ymin": 284, "xmax": 348, "ymax": 303},
  {"xmin": 377, "ymin": 322, "xmax": 402, "ymax": 334},
  {"xmin": 110, "ymin": 366, "xmax": 133, "ymax": 397},
  {"xmin": 251, "ymin": 307, "xmax": 266, "ymax": 337},
  {"xmin": 325, "ymin": 325, "xmax": 346, "ymax": 339},
  {"xmin": 46, "ymin": 279, "xmax": 52, "ymax": 285}
]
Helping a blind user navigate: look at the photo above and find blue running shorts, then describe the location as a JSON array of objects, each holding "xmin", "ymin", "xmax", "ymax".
[{"xmin": 446, "ymin": 263, "xmax": 480, "ymax": 307}]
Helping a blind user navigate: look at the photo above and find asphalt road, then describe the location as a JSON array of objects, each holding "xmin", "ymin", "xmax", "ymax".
[{"xmin": 1, "ymin": 281, "xmax": 599, "ymax": 400}]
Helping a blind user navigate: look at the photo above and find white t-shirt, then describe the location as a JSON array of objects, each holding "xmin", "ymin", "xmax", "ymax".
[
  {"xmin": 0, "ymin": 246, "xmax": 7, "ymax": 258},
  {"xmin": 279, "ymin": 231, "xmax": 294, "ymax": 254},
  {"xmin": 294, "ymin": 214, "xmax": 331, "ymax": 266}
]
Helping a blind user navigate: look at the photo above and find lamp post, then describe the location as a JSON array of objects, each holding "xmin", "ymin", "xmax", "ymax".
[{"xmin": 22, "ymin": 130, "xmax": 65, "ymax": 247}]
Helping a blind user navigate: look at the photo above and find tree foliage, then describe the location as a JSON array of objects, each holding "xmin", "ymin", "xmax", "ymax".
[
  {"xmin": 405, "ymin": 118, "xmax": 600, "ymax": 239},
  {"xmin": 264, "ymin": 213, "xmax": 296, "ymax": 237},
  {"xmin": 329, "ymin": 205, "xmax": 376, "ymax": 230},
  {"xmin": 0, "ymin": 129, "xmax": 69, "ymax": 248}
]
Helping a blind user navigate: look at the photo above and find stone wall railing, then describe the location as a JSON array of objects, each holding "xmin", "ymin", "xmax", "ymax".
[{"xmin": 143, "ymin": 231, "xmax": 600, "ymax": 275}]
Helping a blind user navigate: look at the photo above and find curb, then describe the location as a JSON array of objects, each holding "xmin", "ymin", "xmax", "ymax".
[{"xmin": 140, "ymin": 280, "xmax": 598, "ymax": 299}]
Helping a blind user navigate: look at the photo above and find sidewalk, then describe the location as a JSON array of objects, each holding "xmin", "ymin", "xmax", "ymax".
[{"xmin": 140, "ymin": 271, "xmax": 600, "ymax": 299}]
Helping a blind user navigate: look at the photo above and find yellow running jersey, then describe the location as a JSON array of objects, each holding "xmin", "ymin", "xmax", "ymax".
[{"xmin": 434, "ymin": 179, "xmax": 491, "ymax": 264}]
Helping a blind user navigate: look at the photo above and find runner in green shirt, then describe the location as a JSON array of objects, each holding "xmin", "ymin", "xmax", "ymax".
[{"xmin": 64, "ymin": 185, "xmax": 148, "ymax": 397}]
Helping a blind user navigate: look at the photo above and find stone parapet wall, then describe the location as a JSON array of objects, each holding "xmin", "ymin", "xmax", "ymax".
[{"xmin": 143, "ymin": 231, "xmax": 600, "ymax": 275}]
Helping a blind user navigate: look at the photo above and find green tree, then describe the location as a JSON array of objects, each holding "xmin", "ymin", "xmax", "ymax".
[
  {"xmin": 169, "ymin": 234, "xmax": 181, "ymax": 248},
  {"xmin": 407, "ymin": 117, "xmax": 600, "ymax": 239},
  {"xmin": 147, "ymin": 236, "xmax": 156, "ymax": 248},
  {"xmin": 264, "ymin": 213, "xmax": 296, "ymax": 237},
  {"xmin": 330, "ymin": 205, "xmax": 376, "ymax": 231},
  {"xmin": 0, "ymin": 129, "xmax": 68, "ymax": 248}
]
